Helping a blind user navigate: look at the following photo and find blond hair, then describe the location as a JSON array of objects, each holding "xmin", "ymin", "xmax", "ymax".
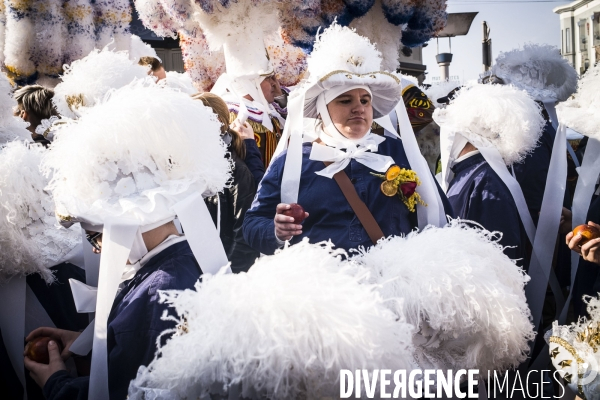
[
  {"xmin": 192, "ymin": 92, "xmax": 246, "ymax": 160},
  {"xmin": 14, "ymin": 85, "xmax": 57, "ymax": 127}
]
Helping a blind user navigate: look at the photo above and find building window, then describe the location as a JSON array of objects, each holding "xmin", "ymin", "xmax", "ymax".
[{"xmin": 566, "ymin": 28, "xmax": 572, "ymax": 54}]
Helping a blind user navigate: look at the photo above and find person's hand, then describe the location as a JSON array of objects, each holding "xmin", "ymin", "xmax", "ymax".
[
  {"xmin": 26, "ymin": 327, "xmax": 81, "ymax": 361},
  {"xmin": 230, "ymin": 119, "xmax": 255, "ymax": 140},
  {"xmin": 559, "ymin": 207, "xmax": 573, "ymax": 234},
  {"xmin": 567, "ymin": 221, "xmax": 600, "ymax": 265},
  {"xmin": 274, "ymin": 203, "xmax": 309, "ymax": 241},
  {"xmin": 24, "ymin": 340, "xmax": 66, "ymax": 388}
]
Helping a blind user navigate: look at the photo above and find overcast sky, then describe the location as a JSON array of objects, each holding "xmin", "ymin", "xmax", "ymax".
[{"xmin": 422, "ymin": 0, "xmax": 564, "ymax": 84}]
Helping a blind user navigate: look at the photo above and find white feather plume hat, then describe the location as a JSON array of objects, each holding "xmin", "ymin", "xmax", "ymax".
[
  {"xmin": 302, "ymin": 23, "xmax": 402, "ymax": 119},
  {"xmin": 490, "ymin": 44, "xmax": 578, "ymax": 103},
  {"xmin": 53, "ymin": 47, "xmax": 149, "ymax": 119},
  {"xmin": 42, "ymin": 79, "xmax": 231, "ymax": 231},
  {"xmin": 557, "ymin": 62, "xmax": 600, "ymax": 139}
]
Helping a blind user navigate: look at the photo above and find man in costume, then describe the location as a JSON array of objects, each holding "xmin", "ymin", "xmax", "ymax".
[
  {"xmin": 24, "ymin": 79, "xmax": 231, "ymax": 400},
  {"xmin": 13, "ymin": 85, "xmax": 58, "ymax": 146}
]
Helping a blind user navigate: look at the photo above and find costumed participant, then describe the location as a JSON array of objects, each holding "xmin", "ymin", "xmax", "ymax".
[
  {"xmin": 138, "ymin": 56, "xmax": 197, "ymax": 94},
  {"xmin": 26, "ymin": 79, "xmax": 231, "ymax": 400},
  {"xmin": 559, "ymin": 62, "xmax": 600, "ymax": 319},
  {"xmin": 13, "ymin": 85, "xmax": 59, "ymax": 146},
  {"xmin": 128, "ymin": 239, "xmax": 415, "ymax": 399},
  {"xmin": 0, "ymin": 73, "xmax": 32, "ymax": 145},
  {"xmin": 243, "ymin": 23, "xmax": 453, "ymax": 256},
  {"xmin": 52, "ymin": 47, "xmax": 148, "ymax": 119},
  {"xmin": 547, "ymin": 294, "xmax": 600, "ymax": 399},
  {"xmin": 435, "ymin": 82, "xmax": 545, "ymax": 266},
  {"xmin": 356, "ymin": 220, "xmax": 534, "ymax": 381},
  {"xmin": 0, "ymin": 141, "xmax": 87, "ymax": 400},
  {"xmin": 193, "ymin": 92, "xmax": 259, "ymax": 273}
]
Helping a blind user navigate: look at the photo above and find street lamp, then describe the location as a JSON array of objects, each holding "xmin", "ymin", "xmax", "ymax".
[{"xmin": 435, "ymin": 12, "xmax": 478, "ymax": 81}]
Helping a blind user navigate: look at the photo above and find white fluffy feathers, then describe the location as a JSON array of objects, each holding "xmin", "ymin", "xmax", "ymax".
[
  {"xmin": 53, "ymin": 47, "xmax": 148, "ymax": 118},
  {"xmin": 434, "ymin": 83, "xmax": 544, "ymax": 165},
  {"xmin": 128, "ymin": 240, "xmax": 414, "ymax": 399},
  {"xmin": 0, "ymin": 73, "xmax": 32, "ymax": 144},
  {"xmin": 492, "ymin": 44, "xmax": 578, "ymax": 102},
  {"xmin": 43, "ymin": 79, "xmax": 230, "ymax": 227},
  {"xmin": 0, "ymin": 141, "xmax": 79, "ymax": 283},
  {"xmin": 557, "ymin": 62, "xmax": 600, "ymax": 139},
  {"xmin": 355, "ymin": 220, "xmax": 535, "ymax": 374}
]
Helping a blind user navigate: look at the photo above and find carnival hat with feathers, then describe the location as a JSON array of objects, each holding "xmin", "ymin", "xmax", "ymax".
[
  {"xmin": 557, "ymin": 62, "xmax": 600, "ymax": 139},
  {"xmin": 434, "ymin": 82, "xmax": 544, "ymax": 166},
  {"xmin": 42, "ymin": 78, "xmax": 231, "ymax": 230},
  {"xmin": 0, "ymin": 73, "xmax": 32, "ymax": 145},
  {"xmin": 490, "ymin": 43, "xmax": 578, "ymax": 103},
  {"xmin": 53, "ymin": 47, "xmax": 148, "ymax": 119},
  {"xmin": 0, "ymin": 141, "xmax": 80, "ymax": 283},
  {"xmin": 303, "ymin": 23, "xmax": 402, "ymax": 119},
  {"xmin": 129, "ymin": 239, "xmax": 414, "ymax": 399}
]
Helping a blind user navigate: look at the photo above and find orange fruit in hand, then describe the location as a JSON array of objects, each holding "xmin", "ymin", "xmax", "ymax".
[
  {"xmin": 385, "ymin": 165, "xmax": 401, "ymax": 181},
  {"xmin": 24, "ymin": 337, "xmax": 61, "ymax": 364},
  {"xmin": 573, "ymin": 224, "xmax": 600, "ymax": 246},
  {"xmin": 381, "ymin": 181, "xmax": 398, "ymax": 197}
]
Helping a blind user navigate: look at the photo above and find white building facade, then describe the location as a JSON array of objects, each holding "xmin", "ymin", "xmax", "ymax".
[{"xmin": 555, "ymin": 0, "xmax": 600, "ymax": 74}]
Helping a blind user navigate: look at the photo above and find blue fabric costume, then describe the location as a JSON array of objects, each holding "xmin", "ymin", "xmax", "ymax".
[
  {"xmin": 243, "ymin": 138, "xmax": 453, "ymax": 255},
  {"xmin": 43, "ymin": 240, "xmax": 202, "ymax": 400},
  {"xmin": 447, "ymin": 153, "xmax": 527, "ymax": 266}
]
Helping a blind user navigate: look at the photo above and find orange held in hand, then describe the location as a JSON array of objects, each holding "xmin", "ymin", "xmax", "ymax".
[
  {"xmin": 24, "ymin": 337, "xmax": 61, "ymax": 364},
  {"xmin": 572, "ymin": 224, "xmax": 600, "ymax": 246},
  {"xmin": 282, "ymin": 203, "xmax": 306, "ymax": 224}
]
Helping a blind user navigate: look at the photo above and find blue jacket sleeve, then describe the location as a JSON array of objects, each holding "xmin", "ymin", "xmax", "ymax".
[
  {"xmin": 242, "ymin": 157, "xmax": 284, "ymax": 255},
  {"xmin": 44, "ymin": 371, "xmax": 89, "ymax": 400},
  {"xmin": 243, "ymin": 139, "xmax": 265, "ymax": 189}
]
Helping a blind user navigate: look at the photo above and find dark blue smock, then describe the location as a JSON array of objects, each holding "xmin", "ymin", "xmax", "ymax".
[
  {"xmin": 0, "ymin": 263, "xmax": 88, "ymax": 400},
  {"xmin": 44, "ymin": 240, "xmax": 202, "ymax": 400},
  {"xmin": 243, "ymin": 138, "xmax": 453, "ymax": 255},
  {"xmin": 243, "ymin": 139, "xmax": 266, "ymax": 190},
  {"xmin": 447, "ymin": 153, "xmax": 527, "ymax": 266}
]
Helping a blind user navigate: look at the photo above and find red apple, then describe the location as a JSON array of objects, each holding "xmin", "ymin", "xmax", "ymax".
[
  {"xmin": 25, "ymin": 336, "xmax": 62, "ymax": 364},
  {"xmin": 282, "ymin": 203, "xmax": 306, "ymax": 224},
  {"xmin": 573, "ymin": 224, "xmax": 600, "ymax": 246}
]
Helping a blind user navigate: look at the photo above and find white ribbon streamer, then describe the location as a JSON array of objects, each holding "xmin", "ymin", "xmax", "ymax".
[
  {"xmin": 69, "ymin": 319, "xmax": 95, "ymax": 356},
  {"xmin": 309, "ymin": 140, "xmax": 393, "ymax": 178},
  {"xmin": 173, "ymin": 193, "xmax": 231, "ymax": 275},
  {"xmin": 69, "ymin": 279, "xmax": 98, "ymax": 313},
  {"xmin": 25, "ymin": 284, "xmax": 56, "ymax": 335},
  {"xmin": 81, "ymin": 228, "xmax": 101, "ymax": 288},
  {"xmin": 280, "ymin": 92, "xmax": 307, "ymax": 204},
  {"xmin": 545, "ymin": 101, "xmax": 580, "ymax": 170},
  {"xmin": 0, "ymin": 276, "xmax": 26, "ymax": 394},
  {"xmin": 526, "ymin": 124, "xmax": 568, "ymax": 330},
  {"xmin": 88, "ymin": 220, "xmax": 138, "ymax": 400}
]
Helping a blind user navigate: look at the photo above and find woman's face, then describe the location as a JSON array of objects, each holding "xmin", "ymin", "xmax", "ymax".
[{"xmin": 326, "ymin": 88, "xmax": 373, "ymax": 139}]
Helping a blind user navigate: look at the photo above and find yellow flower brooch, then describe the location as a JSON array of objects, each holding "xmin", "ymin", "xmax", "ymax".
[{"xmin": 373, "ymin": 165, "xmax": 426, "ymax": 212}]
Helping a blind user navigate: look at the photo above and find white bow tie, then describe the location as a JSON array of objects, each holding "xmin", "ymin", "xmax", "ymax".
[{"xmin": 309, "ymin": 133, "xmax": 394, "ymax": 178}]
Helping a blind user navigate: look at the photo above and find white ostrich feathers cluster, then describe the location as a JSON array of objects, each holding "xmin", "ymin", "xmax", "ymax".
[
  {"xmin": 424, "ymin": 81, "xmax": 461, "ymax": 108},
  {"xmin": 307, "ymin": 23, "xmax": 382, "ymax": 81},
  {"xmin": 433, "ymin": 83, "xmax": 544, "ymax": 166},
  {"xmin": 42, "ymin": 79, "xmax": 230, "ymax": 227},
  {"xmin": 0, "ymin": 73, "xmax": 31, "ymax": 144},
  {"xmin": 0, "ymin": 141, "xmax": 80, "ymax": 283},
  {"xmin": 265, "ymin": 29, "xmax": 308, "ymax": 88},
  {"xmin": 161, "ymin": 71, "xmax": 197, "ymax": 95},
  {"xmin": 133, "ymin": 0, "xmax": 178, "ymax": 39},
  {"xmin": 0, "ymin": 1, "xmax": 6, "ymax": 65},
  {"xmin": 128, "ymin": 34, "xmax": 158, "ymax": 62},
  {"xmin": 492, "ymin": 44, "xmax": 578, "ymax": 102},
  {"xmin": 557, "ymin": 62, "xmax": 600, "ymax": 139},
  {"xmin": 62, "ymin": 0, "xmax": 96, "ymax": 65},
  {"xmin": 3, "ymin": 0, "xmax": 37, "ymax": 79},
  {"xmin": 31, "ymin": 0, "xmax": 67, "ymax": 76},
  {"xmin": 179, "ymin": 32, "xmax": 225, "ymax": 92},
  {"xmin": 354, "ymin": 220, "xmax": 535, "ymax": 374},
  {"xmin": 128, "ymin": 240, "xmax": 415, "ymax": 400},
  {"xmin": 350, "ymin": 0, "xmax": 403, "ymax": 72},
  {"xmin": 94, "ymin": 0, "xmax": 132, "ymax": 51},
  {"xmin": 53, "ymin": 47, "xmax": 148, "ymax": 118}
]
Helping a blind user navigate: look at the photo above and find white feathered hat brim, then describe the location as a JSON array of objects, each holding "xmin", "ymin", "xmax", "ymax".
[{"xmin": 303, "ymin": 70, "xmax": 402, "ymax": 119}]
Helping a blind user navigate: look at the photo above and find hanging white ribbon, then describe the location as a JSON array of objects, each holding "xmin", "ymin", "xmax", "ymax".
[
  {"xmin": 69, "ymin": 279, "xmax": 98, "ymax": 313},
  {"xmin": 0, "ymin": 276, "xmax": 26, "ymax": 398},
  {"xmin": 173, "ymin": 192, "xmax": 231, "ymax": 275},
  {"xmin": 309, "ymin": 140, "xmax": 393, "ymax": 178},
  {"xmin": 544, "ymin": 101, "xmax": 580, "ymax": 170},
  {"xmin": 279, "ymin": 92, "xmax": 307, "ymax": 204},
  {"xmin": 526, "ymin": 124, "xmax": 568, "ymax": 330},
  {"xmin": 25, "ymin": 284, "xmax": 56, "ymax": 334},
  {"xmin": 88, "ymin": 220, "xmax": 138, "ymax": 400},
  {"xmin": 81, "ymin": 228, "xmax": 100, "ymax": 288}
]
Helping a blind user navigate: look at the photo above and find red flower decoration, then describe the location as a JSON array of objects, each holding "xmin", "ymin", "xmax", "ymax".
[{"xmin": 400, "ymin": 181, "xmax": 417, "ymax": 198}]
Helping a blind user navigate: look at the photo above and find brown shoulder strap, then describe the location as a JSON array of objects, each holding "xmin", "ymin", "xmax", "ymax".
[{"xmin": 327, "ymin": 164, "xmax": 385, "ymax": 245}]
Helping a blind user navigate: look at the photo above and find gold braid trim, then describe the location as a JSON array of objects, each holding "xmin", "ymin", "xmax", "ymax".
[
  {"xmin": 549, "ymin": 336, "xmax": 586, "ymax": 399},
  {"xmin": 318, "ymin": 70, "xmax": 401, "ymax": 84}
]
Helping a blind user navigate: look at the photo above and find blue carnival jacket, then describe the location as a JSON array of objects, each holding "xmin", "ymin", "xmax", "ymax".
[
  {"xmin": 243, "ymin": 138, "xmax": 453, "ymax": 255},
  {"xmin": 447, "ymin": 153, "xmax": 527, "ymax": 266},
  {"xmin": 513, "ymin": 121, "xmax": 556, "ymax": 224},
  {"xmin": 43, "ymin": 241, "xmax": 201, "ymax": 400}
]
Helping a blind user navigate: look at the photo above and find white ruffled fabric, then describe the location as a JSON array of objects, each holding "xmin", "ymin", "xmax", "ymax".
[
  {"xmin": 354, "ymin": 220, "xmax": 535, "ymax": 375},
  {"xmin": 128, "ymin": 240, "xmax": 415, "ymax": 400},
  {"xmin": 43, "ymin": 79, "xmax": 231, "ymax": 228},
  {"xmin": 0, "ymin": 141, "xmax": 80, "ymax": 283}
]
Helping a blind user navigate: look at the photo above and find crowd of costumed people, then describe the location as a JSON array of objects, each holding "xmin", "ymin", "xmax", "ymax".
[{"xmin": 2, "ymin": 0, "xmax": 600, "ymax": 399}]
